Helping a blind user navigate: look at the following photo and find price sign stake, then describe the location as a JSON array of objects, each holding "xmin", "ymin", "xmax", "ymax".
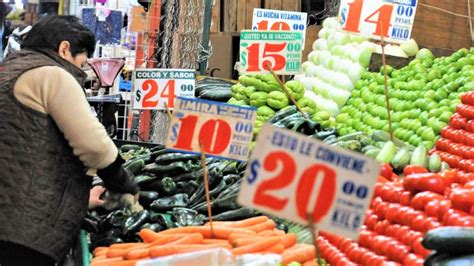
[
  {"xmin": 238, "ymin": 125, "xmax": 380, "ymax": 240},
  {"xmin": 166, "ymin": 97, "xmax": 256, "ymax": 161},
  {"xmin": 380, "ymin": 22, "xmax": 394, "ymax": 142},
  {"xmin": 199, "ymin": 142, "xmax": 214, "ymax": 238},
  {"xmin": 338, "ymin": 0, "xmax": 418, "ymax": 43},
  {"xmin": 133, "ymin": 69, "xmax": 195, "ymax": 110},
  {"xmin": 307, "ymin": 213, "xmax": 322, "ymax": 265},
  {"xmin": 239, "ymin": 30, "xmax": 303, "ymax": 75}
]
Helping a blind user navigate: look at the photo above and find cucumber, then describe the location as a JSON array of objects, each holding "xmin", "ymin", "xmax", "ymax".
[
  {"xmin": 391, "ymin": 148, "xmax": 411, "ymax": 169},
  {"xmin": 428, "ymin": 154, "xmax": 442, "ymax": 173},
  {"xmin": 422, "ymin": 227, "xmax": 474, "ymax": 255},
  {"xmin": 434, "ymin": 254, "xmax": 474, "ymax": 266},
  {"xmin": 154, "ymin": 153, "xmax": 200, "ymax": 164},
  {"xmin": 410, "ymin": 144, "xmax": 428, "ymax": 168},
  {"xmin": 120, "ymin": 144, "xmax": 142, "ymax": 153},
  {"xmin": 375, "ymin": 141, "xmax": 397, "ymax": 163},
  {"xmin": 124, "ymin": 159, "xmax": 145, "ymax": 175},
  {"xmin": 365, "ymin": 148, "xmax": 381, "ymax": 159},
  {"xmin": 362, "ymin": 145, "xmax": 380, "ymax": 153},
  {"xmin": 372, "ymin": 130, "xmax": 408, "ymax": 148},
  {"xmin": 334, "ymin": 140, "xmax": 362, "ymax": 151},
  {"xmin": 335, "ymin": 132, "xmax": 366, "ymax": 142}
]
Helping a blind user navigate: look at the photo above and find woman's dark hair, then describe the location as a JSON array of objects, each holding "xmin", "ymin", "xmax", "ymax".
[{"xmin": 21, "ymin": 15, "xmax": 96, "ymax": 57}]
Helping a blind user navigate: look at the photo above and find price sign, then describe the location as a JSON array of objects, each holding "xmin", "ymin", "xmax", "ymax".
[
  {"xmin": 238, "ymin": 124, "xmax": 380, "ymax": 239},
  {"xmin": 240, "ymin": 31, "xmax": 303, "ymax": 75},
  {"xmin": 165, "ymin": 97, "xmax": 257, "ymax": 161},
  {"xmin": 252, "ymin": 8, "xmax": 308, "ymax": 40},
  {"xmin": 338, "ymin": 0, "xmax": 418, "ymax": 43},
  {"xmin": 133, "ymin": 69, "xmax": 195, "ymax": 110}
]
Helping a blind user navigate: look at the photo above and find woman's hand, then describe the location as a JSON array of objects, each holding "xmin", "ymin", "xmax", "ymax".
[{"xmin": 88, "ymin": 185, "xmax": 106, "ymax": 209}]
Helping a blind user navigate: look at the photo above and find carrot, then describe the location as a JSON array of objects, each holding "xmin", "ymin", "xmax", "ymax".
[
  {"xmin": 94, "ymin": 249, "xmax": 109, "ymax": 257},
  {"xmin": 273, "ymin": 229, "xmax": 286, "ymax": 235},
  {"xmin": 233, "ymin": 237, "xmax": 264, "ymax": 247},
  {"xmin": 91, "ymin": 255, "xmax": 107, "ymax": 262},
  {"xmin": 231, "ymin": 237, "xmax": 281, "ymax": 255},
  {"xmin": 263, "ymin": 244, "xmax": 285, "ymax": 254},
  {"xmin": 228, "ymin": 233, "xmax": 260, "ymax": 244},
  {"xmin": 107, "ymin": 259, "xmax": 140, "ymax": 266},
  {"xmin": 257, "ymin": 230, "xmax": 276, "ymax": 237},
  {"xmin": 148, "ymin": 234, "xmax": 187, "ymax": 246},
  {"xmin": 93, "ymin": 247, "xmax": 109, "ymax": 255},
  {"xmin": 303, "ymin": 260, "xmax": 318, "ymax": 266},
  {"xmin": 106, "ymin": 248, "xmax": 129, "ymax": 258},
  {"xmin": 125, "ymin": 248, "xmax": 150, "ymax": 260},
  {"xmin": 90, "ymin": 257, "xmax": 123, "ymax": 266},
  {"xmin": 168, "ymin": 233, "xmax": 203, "ymax": 245},
  {"xmin": 232, "ymin": 216, "xmax": 269, "ymax": 227},
  {"xmin": 139, "ymin": 229, "xmax": 162, "ymax": 243},
  {"xmin": 281, "ymin": 245, "xmax": 316, "ymax": 264},
  {"xmin": 149, "ymin": 243, "xmax": 232, "ymax": 258},
  {"xmin": 202, "ymin": 239, "xmax": 230, "ymax": 244},
  {"xmin": 159, "ymin": 226, "xmax": 255, "ymax": 239},
  {"xmin": 280, "ymin": 233, "xmax": 297, "ymax": 248},
  {"xmin": 109, "ymin": 243, "xmax": 144, "ymax": 250},
  {"xmin": 245, "ymin": 220, "xmax": 276, "ymax": 233}
]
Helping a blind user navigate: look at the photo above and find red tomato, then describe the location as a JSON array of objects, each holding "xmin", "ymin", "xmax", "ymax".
[
  {"xmin": 403, "ymin": 165, "xmax": 429, "ymax": 176},
  {"xmin": 413, "ymin": 237, "xmax": 431, "ymax": 258},
  {"xmin": 443, "ymin": 209, "xmax": 469, "ymax": 226},
  {"xmin": 386, "ymin": 203, "xmax": 401, "ymax": 223},
  {"xmin": 375, "ymin": 202, "xmax": 389, "ymax": 220},
  {"xmin": 400, "ymin": 191, "xmax": 413, "ymax": 206},
  {"xmin": 380, "ymin": 185, "xmax": 394, "ymax": 202},
  {"xmin": 347, "ymin": 246, "xmax": 363, "ymax": 264},
  {"xmin": 358, "ymin": 230, "xmax": 376, "ymax": 248},
  {"xmin": 460, "ymin": 216, "xmax": 474, "ymax": 227},
  {"xmin": 438, "ymin": 200, "xmax": 452, "ymax": 221},
  {"xmin": 399, "ymin": 207, "xmax": 415, "ymax": 226},
  {"xmin": 374, "ymin": 220, "xmax": 390, "ymax": 235},
  {"xmin": 361, "ymin": 251, "xmax": 377, "ymax": 265},
  {"xmin": 458, "ymin": 172, "xmax": 474, "ymax": 184},
  {"xmin": 331, "ymin": 253, "xmax": 345, "ymax": 265},
  {"xmin": 397, "ymin": 226, "xmax": 411, "ymax": 245},
  {"xmin": 424, "ymin": 200, "xmax": 441, "ymax": 218},
  {"xmin": 338, "ymin": 238, "xmax": 353, "ymax": 253},
  {"xmin": 410, "ymin": 214, "xmax": 428, "ymax": 232},
  {"xmin": 406, "ymin": 231, "xmax": 423, "ymax": 247},
  {"xmin": 435, "ymin": 138, "xmax": 451, "ymax": 152},
  {"xmin": 403, "ymin": 253, "xmax": 420, "ymax": 266},
  {"xmin": 471, "ymin": 205, "xmax": 474, "ymax": 216},
  {"xmin": 335, "ymin": 259, "xmax": 355, "ymax": 266},
  {"xmin": 325, "ymin": 248, "xmax": 338, "ymax": 264},
  {"xmin": 365, "ymin": 214, "xmax": 379, "ymax": 230},
  {"xmin": 371, "ymin": 197, "xmax": 383, "ymax": 209},
  {"xmin": 439, "ymin": 170, "xmax": 457, "ymax": 187},
  {"xmin": 411, "ymin": 191, "xmax": 445, "ymax": 210},
  {"xmin": 393, "ymin": 245, "xmax": 410, "ymax": 263},
  {"xmin": 380, "ymin": 163, "xmax": 394, "ymax": 180},
  {"xmin": 450, "ymin": 188, "xmax": 474, "ymax": 212},
  {"xmin": 374, "ymin": 183, "xmax": 384, "ymax": 198},
  {"xmin": 422, "ymin": 217, "xmax": 440, "ymax": 233}
]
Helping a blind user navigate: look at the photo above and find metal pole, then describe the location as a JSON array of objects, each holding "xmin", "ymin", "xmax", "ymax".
[{"xmin": 199, "ymin": 0, "xmax": 213, "ymax": 75}]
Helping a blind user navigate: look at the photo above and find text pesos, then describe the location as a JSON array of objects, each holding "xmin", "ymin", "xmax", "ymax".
[{"xmin": 270, "ymin": 131, "xmax": 367, "ymax": 174}]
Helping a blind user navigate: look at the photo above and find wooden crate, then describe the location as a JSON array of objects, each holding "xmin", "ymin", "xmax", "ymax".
[
  {"xmin": 411, "ymin": 0, "xmax": 473, "ymax": 50},
  {"xmin": 210, "ymin": 0, "xmax": 221, "ymax": 32},
  {"xmin": 223, "ymin": 0, "xmax": 237, "ymax": 32},
  {"xmin": 223, "ymin": 0, "xmax": 262, "ymax": 32},
  {"xmin": 263, "ymin": 0, "xmax": 301, "ymax": 12}
]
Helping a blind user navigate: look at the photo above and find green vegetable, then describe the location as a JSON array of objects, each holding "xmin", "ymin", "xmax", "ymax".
[
  {"xmin": 391, "ymin": 148, "xmax": 411, "ymax": 169},
  {"xmin": 253, "ymin": 120, "xmax": 264, "ymax": 136},
  {"xmin": 120, "ymin": 144, "xmax": 141, "ymax": 153},
  {"xmin": 422, "ymin": 226, "xmax": 474, "ymax": 255},
  {"xmin": 284, "ymin": 80, "xmax": 305, "ymax": 101},
  {"xmin": 199, "ymin": 89, "xmax": 232, "ymax": 102},
  {"xmin": 376, "ymin": 141, "xmax": 397, "ymax": 163},
  {"xmin": 441, "ymin": 161, "xmax": 450, "ymax": 171},
  {"xmin": 150, "ymin": 193, "xmax": 189, "ymax": 212},
  {"xmin": 243, "ymin": 86, "xmax": 256, "ymax": 98},
  {"xmin": 433, "ymin": 254, "xmax": 474, "ymax": 266},
  {"xmin": 249, "ymin": 91, "xmax": 269, "ymax": 107},
  {"xmin": 256, "ymin": 74, "xmax": 281, "ymax": 92},
  {"xmin": 155, "ymin": 153, "xmax": 199, "ymax": 164},
  {"xmin": 138, "ymin": 191, "xmax": 160, "ymax": 208},
  {"xmin": 334, "ymin": 140, "xmax": 362, "ymax": 151},
  {"xmin": 312, "ymin": 111, "xmax": 331, "ymax": 122},
  {"xmin": 296, "ymin": 97, "xmax": 317, "ymax": 114},
  {"xmin": 428, "ymin": 154, "xmax": 442, "ymax": 172},
  {"xmin": 121, "ymin": 210, "xmax": 150, "ymax": 236},
  {"xmin": 256, "ymin": 106, "xmax": 276, "ymax": 121},
  {"xmin": 365, "ymin": 148, "xmax": 381, "ymax": 159},
  {"xmin": 124, "ymin": 159, "xmax": 145, "ymax": 175},
  {"xmin": 410, "ymin": 144, "xmax": 428, "ymax": 168},
  {"xmin": 238, "ymin": 75, "xmax": 271, "ymax": 92},
  {"xmin": 267, "ymin": 91, "xmax": 289, "ymax": 109},
  {"xmin": 268, "ymin": 106, "xmax": 297, "ymax": 123}
]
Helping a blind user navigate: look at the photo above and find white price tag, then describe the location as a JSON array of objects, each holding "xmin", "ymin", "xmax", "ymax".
[
  {"xmin": 132, "ymin": 69, "xmax": 195, "ymax": 110},
  {"xmin": 238, "ymin": 124, "xmax": 380, "ymax": 239},
  {"xmin": 252, "ymin": 9, "xmax": 308, "ymax": 40},
  {"xmin": 339, "ymin": 0, "xmax": 418, "ymax": 43}
]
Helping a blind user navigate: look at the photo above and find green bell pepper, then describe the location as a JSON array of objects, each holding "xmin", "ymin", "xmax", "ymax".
[{"xmin": 267, "ymin": 91, "xmax": 289, "ymax": 110}]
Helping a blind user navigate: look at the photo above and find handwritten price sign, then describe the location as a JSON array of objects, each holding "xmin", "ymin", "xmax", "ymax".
[
  {"xmin": 133, "ymin": 69, "xmax": 195, "ymax": 110},
  {"xmin": 339, "ymin": 0, "xmax": 418, "ymax": 43},
  {"xmin": 239, "ymin": 30, "xmax": 303, "ymax": 75},
  {"xmin": 252, "ymin": 8, "xmax": 308, "ymax": 40},
  {"xmin": 238, "ymin": 124, "xmax": 380, "ymax": 239},
  {"xmin": 165, "ymin": 97, "xmax": 257, "ymax": 161}
]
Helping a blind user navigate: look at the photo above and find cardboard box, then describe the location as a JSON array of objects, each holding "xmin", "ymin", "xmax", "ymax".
[{"xmin": 209, "ymin": 33, "xmax": 235, "ymax": 79}]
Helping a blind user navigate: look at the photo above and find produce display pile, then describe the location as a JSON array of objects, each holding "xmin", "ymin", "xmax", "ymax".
[
  {"xmin": 333, "ymin": 48, "xmax": 473, "ymax": 150},
  {"xmin": 195, "ymin": 76, "xmax": 234, "ymax": 102},
  {"xmin": 312, "ymin": 165, "xmax": 474, "ymax": 266},
  {"xmin": 434, "ymin": 91, "xmax": 474, "ymax": 173},
  {"xmin": 90, "ymin": 216, "xmax": 323, "ymax": 266}
]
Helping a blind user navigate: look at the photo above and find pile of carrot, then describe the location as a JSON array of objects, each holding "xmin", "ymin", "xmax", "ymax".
[{"xmin": 90, "ymin": 216, "xmax": 317, "ymax": 266}]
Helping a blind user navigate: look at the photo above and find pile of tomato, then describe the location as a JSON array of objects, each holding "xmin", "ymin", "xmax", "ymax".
[
  {"xmin": 434, "ymin": 91, "xmax": 474, "ymax": 172},
  {"xmin": 316, "ymin": 165, "xmax": 474, "ymax": 266}
]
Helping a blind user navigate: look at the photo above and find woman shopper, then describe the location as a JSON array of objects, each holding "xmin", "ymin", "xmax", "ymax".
[{"xmin": 0, "ymin": 15, "xmax": 138, "ymax": 266}]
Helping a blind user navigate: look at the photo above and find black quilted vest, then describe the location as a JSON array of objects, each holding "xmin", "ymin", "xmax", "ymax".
[{"xmin": 0, "ymin": 49, "xmax": 92, "ymax": 262}]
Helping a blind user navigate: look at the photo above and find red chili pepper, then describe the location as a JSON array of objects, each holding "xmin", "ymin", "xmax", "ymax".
[{"xmin": 403, "ymin": 165, "xmax": 429, "ymax": 176}]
